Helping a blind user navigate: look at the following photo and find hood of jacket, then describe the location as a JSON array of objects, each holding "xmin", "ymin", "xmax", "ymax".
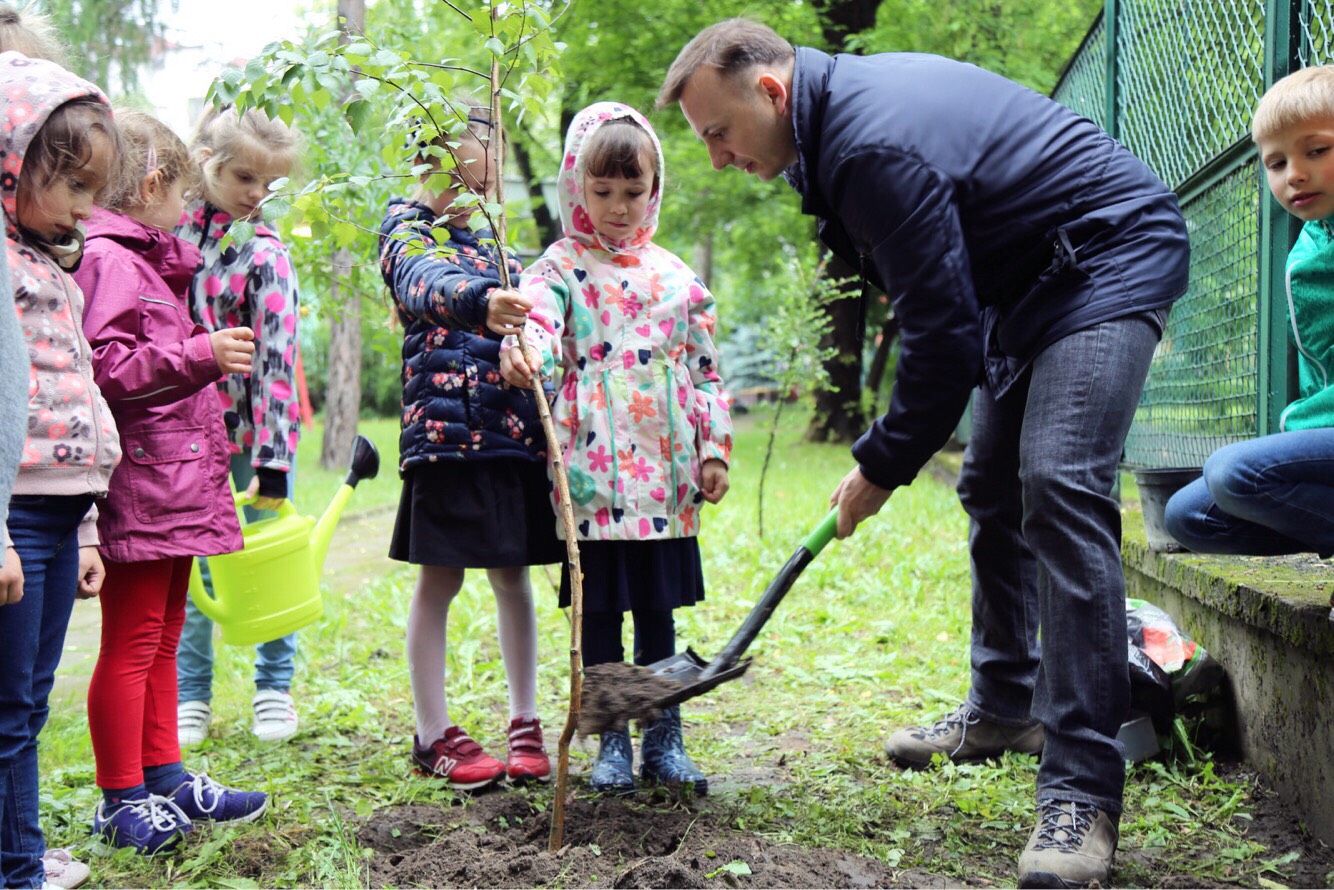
[
  {"xmin": 556, "ymin": 102, "xmax": 664, "ymax": 253},
  {"xmin": 83, "ymin": 206, "xmax": 201, "ymax": 294},
  {"xmin": 0, "ymin": 52, "xmax": 111, "ymax": 249}
]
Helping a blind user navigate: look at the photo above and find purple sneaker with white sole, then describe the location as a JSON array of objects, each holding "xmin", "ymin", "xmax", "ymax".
[
  {"xmin": 92, "ymin": 792, "xmax": 193, "ymax": 855},
  {"xmin": 166, "ymin": 772, "xmax": 268, "ymax": 825}
]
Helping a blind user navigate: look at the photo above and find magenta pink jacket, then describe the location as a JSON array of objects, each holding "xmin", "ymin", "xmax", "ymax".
[{"xmin": 73, "ymin": 208, "xmax": 242, "ymax": 564}]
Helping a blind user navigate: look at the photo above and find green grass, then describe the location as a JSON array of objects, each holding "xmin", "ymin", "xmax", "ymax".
[{"xmin": 35, "ymin": 408, "xmax": 1303, "ymax": 887}]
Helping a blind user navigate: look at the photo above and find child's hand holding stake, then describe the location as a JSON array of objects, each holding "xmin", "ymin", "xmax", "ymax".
[{"xmin": 487, "ymin": 287, "xmax": 533, "ymax": 335}]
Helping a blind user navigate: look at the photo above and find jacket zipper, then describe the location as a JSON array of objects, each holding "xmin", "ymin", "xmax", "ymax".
[
  {"xmin": 601, "ymin": 368, "xmax": 618, "ymax": 514},
  {"xmin": 663, "ymin": 363, "xmax": 680, "ymax": 516},
  {"xmin": 44, "ymin": 251, "xmax": 106, "ymax": 491}
]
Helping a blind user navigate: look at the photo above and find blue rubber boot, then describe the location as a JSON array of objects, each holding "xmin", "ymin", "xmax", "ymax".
[
  {"xmin": 589, "ymin": 729, "xmax": 636, "ymax": 794},
  {"xmin": 640, "ymin": 706, "xmax": 707, "ymax": 796}
]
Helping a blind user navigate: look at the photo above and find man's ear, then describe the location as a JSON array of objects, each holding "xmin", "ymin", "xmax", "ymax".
[{"xmin": 758, "ymin": 72, "xmax": 790, "ymax": 115}]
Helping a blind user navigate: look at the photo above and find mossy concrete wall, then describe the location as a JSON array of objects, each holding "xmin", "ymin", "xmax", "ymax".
[{"xmin": 1122, "ymin": 509, "xmax": 1334, "ymax": 844}]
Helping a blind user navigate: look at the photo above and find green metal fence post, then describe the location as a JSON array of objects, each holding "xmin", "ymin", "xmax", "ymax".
[
  {"xmin": 1257, "ymin": 0, "xmax": 1302, "ymax": 435},
  {"xmin": 1102, "ymin": 0, "xmax": 1119, "ymax": 139}
]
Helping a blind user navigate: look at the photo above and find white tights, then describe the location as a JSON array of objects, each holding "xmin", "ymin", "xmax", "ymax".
[{"xmin": 406, "ymin": 564, "xmax": 538, "ymax": 744}]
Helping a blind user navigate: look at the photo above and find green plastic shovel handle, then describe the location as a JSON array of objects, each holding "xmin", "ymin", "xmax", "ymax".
[
  {"xmin": 802, "ymin": 509, "xmax": 840, "ymax": 556},
  {"xmin": 698, "ymin": 507, "xmax": 839, "ymax": 681}
]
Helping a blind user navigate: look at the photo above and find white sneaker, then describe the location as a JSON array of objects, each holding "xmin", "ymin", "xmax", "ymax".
[
  {"xmin": 42, "ymin": 848, "xmax": 90, "ymax": 889},
  {"xmin": 177, "ymin": 700, "xmax": 212, "ymax": 747},
  {"xmin": 252, "ymin": 690, "xmax": 299, "ymax": 742}
]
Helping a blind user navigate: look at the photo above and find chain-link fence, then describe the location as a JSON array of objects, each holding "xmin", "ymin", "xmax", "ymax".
[
  {"xmin": 1299, "ymin": 0, "xmax": 1333, "ymax": 64},
  {"xmin": 1050, "ymin": 0, "xmax": 1319, "ymax": 468}
]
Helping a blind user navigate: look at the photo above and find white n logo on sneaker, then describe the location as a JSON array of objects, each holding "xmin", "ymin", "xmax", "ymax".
[{"xmin": 435, "ymin": 756, "xmax": 458, "ymax": 776}]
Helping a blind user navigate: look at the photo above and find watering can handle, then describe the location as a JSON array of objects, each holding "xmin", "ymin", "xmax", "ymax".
[{"xmin": 232, "ymin": 487, "xmax": 299, "ymax": 519}]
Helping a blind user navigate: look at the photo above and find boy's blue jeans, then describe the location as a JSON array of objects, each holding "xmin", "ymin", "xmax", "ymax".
[
  {"xmin": 1163, "ymin": 428, "xmax": 1334, "ymax": 556},
  {"xmin": 0, "ymin": 494, "xmax": 91, "ymax": 889},
  {"xmin": 177, "ymin": 453, "xmax": 298, "ymax": 703},
  {"xmin": 955, "ymin": 311, "xmax": 1162, "ymax": 817}
]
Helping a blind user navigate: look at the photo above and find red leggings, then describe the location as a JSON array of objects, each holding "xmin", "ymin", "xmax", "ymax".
[{"xmin": 87, "ymin": 556, "xmax": 190, "ymax": 789}]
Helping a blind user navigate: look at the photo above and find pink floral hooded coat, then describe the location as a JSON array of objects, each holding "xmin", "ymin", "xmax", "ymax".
[{"xmin": 506, "ymin": 102, "xmax": 732, "ymax": 542}]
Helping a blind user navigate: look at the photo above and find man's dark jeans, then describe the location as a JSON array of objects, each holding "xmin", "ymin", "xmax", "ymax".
[
  {"xmin": 0, "ymin": 494, "xmax": 90, "ymax": 888},
  {"xmin": 956, "ymin": 312, "xmax": 1162, "ymax": 816}
]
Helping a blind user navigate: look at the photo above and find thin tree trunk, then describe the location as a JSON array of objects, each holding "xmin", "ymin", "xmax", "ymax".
[
  {"xmin": 510, "ymin": 136, "xmax": 561, "ymax": 247},
  {"xmin": 481, "ymin": 38, "xmax": 585, "ymax": 853},
  {"xmin": 806, "ymin": 251, "xmax": 866, "ymax": 443},
  {"xmin": 693, "ymin": 232, "xmax": 714, "ymax": 290},
  {"xmin": 865, "ymin": 312, "xmax": 900, "ymax": 418},
  {"xmin": 319, "ymin": 0, "xmax": 367, "ymax": 469},
  {"xmin": 320, "ymin": 248, "xmax": 361, "ymax": 469}
]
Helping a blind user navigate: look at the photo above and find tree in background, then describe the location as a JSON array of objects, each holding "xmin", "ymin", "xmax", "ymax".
[
  {"xmin": 319, "ymin": 0, "xmax": 366, "ymax": 471},
  {"xmin": 33, "ymin": 0, "xmax": 169, "ymax": 93}
]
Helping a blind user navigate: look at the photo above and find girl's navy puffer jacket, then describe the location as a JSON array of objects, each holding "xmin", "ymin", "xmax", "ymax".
[{"xmin": 378, "ymin": 198, "xmax": 548, "ymax": 473}]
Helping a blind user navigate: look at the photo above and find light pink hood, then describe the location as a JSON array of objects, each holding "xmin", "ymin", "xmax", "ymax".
[
  {"xmin": 0, "ymin": 51, "xmax": 110, "ymax": 234},
  {"xmin": 556, "ymin": 101, "xmax": 665, "ymax": 253}
]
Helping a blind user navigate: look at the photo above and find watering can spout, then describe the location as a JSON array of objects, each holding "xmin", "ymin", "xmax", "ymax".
[{"xmin": 311, "ymin": 434, "xmax": 380, "ymax": 566}]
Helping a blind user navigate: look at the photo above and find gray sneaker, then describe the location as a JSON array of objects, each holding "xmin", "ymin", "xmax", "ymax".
[
  {"xmin": 885, "ymin": 703, "xmax": 1044, "ymax": 768},
  {"xmin": 1018, "ymin": 800, "xmax": 1119, "ymax": 888}
]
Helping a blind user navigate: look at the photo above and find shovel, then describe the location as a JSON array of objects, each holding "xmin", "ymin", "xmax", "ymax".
[{"xmin": 645, "ymin": 509, "xmax": 840, "ymax": 710}]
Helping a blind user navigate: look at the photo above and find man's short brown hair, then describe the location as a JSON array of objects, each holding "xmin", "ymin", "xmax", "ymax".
[
  {"xmin": 656, "ymin": 18, "xmax": 794, "ymax": 109},
  {"xmin": 1252, "ymin": 65, "xmax": 1334, "ymax": 144}
]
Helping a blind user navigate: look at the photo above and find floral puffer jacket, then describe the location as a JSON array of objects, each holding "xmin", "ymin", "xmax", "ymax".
[{"xmin": 378, "ymin": 198, "xmax": 549, "ymax": 473}]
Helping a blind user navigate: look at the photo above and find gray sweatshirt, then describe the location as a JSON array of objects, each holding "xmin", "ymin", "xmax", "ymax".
[{"xmin": 0, "ymin": 242, "xmax": 26, "ymax": 563}]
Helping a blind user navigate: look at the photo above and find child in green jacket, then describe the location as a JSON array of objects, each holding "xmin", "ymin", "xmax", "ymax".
[{"xmin": 1165, "ymin": 65, "xmax": 1334, "ymax": 566}]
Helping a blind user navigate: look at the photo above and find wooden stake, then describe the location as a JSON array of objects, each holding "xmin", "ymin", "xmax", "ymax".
[{"xmin": 488, "ymin": 34, "xmax": 584, "ymax": 854}]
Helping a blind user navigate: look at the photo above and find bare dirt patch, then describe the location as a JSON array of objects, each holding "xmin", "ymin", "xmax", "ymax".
[{"xmin": 358, "ymin": 793, "xmax": 954, "ymax": 889}]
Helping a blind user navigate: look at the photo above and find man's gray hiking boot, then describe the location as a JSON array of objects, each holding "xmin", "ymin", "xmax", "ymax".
[
  {"xmin": 1017, "ymin": 799, "xmax": 1119, "ymax": 888},
  {"xmin": 884, "ymin": 702, "xmax": 1044, "ymax": 768}
]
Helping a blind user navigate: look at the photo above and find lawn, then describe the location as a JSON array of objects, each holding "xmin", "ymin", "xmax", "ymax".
[{"xmin": 34, "ymin": 410, "xmax": 1332, "ymax": 887}]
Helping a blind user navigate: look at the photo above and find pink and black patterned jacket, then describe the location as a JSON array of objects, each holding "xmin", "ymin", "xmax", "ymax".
[{"xmin": 176, "ymin": 200, "xmax": 300, "ymax": 498}]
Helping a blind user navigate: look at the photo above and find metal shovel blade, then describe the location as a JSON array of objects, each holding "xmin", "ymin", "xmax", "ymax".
[
  {"xmin": 643, "ymin": 649, "xmax": 753, "ymax": 710},
  {"xmin": 640, "ymin": 510, "xmax": 839, "ymax": 711}
]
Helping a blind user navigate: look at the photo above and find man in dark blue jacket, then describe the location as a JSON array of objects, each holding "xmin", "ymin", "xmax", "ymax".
[{"xmin": 660, "ymin": 18, "xmax": 1189, "ymax": 889}]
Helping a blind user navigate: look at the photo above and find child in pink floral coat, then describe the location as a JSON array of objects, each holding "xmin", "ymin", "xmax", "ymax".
[{"xmin": 501, "ymin": 101, "xmax": 732, "ymax": 796}]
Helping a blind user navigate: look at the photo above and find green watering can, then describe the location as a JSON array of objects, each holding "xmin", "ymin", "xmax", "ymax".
[{"xmin": 188, "ymin": 435, "xmax": 380, "ymax": 646}]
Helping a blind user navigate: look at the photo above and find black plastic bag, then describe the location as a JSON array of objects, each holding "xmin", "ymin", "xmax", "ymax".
[{"xmin": 1126, "ymin": 598, "xmax": 1223, "ymax": 733}]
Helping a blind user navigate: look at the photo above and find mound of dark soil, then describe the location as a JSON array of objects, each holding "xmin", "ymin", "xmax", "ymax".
[{"xmin": 358, "ymin": 793, "xmax": 948, "ymax": 889}]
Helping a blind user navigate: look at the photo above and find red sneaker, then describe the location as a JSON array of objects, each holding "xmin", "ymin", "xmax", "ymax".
[
  {"xmin": 506, "ymin": 716, "xmax": 551, "ymax": 784},
  {"xmin": 413, "ymin": 727, "xmax": 505, "ymax": 790}
]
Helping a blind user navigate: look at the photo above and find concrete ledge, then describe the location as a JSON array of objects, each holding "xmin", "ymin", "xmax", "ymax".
[{"xmin": 1121, "ymin": 506, "xmax": 1334, "ymax": 844}]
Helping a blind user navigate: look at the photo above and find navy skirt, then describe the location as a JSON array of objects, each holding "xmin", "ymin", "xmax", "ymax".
[
  {"xmin": 559, "ymin": 537, "xmax": 705, "ymax": 612},
  {"xmin": 389, "ymin": 460, "xmax": 563, "ymax": 568}
]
